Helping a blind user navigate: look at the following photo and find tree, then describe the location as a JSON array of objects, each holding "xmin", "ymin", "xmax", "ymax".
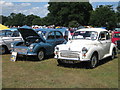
[
  {"xmin": 68, "ymin": 20, "xmax": 79, "ymax": 27},
  {"xmin": 32, "ymin": 18, "xmax": 43, "ymax": 25},
  {"xmin": 89, "ymin": 5, "xmax": 117, "ymax": 29},
  {"xmin": 116, "ymin": 1, "xmax": 120, "ymax": 27},
  {"xmin": 47, "ymin": 2, "xmax": 93, "ymax": 27},
  {"xmin": 117, "ymin": 1, "xmax": 120, "ymax": 12},
  {"xmin": 24, "ymin": 14, "xmax": 40, "ymax": 26},
  {"xmin": 5, "ymin": 13, "xmax": 26, "ymax": 26},
  {"xmin": 0, "ymin": 15, "xmax": 8, "ymax": 25}
]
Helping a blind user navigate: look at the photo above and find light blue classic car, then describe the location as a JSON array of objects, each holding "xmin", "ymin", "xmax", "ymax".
[{"xmin": 11, "ymin": 26, "xmax": 66, "ymax": 60}]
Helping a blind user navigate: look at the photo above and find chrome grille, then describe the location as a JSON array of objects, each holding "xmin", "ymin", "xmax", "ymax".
[
  {"xmin": 60, "ymin": 50, "xmax": 79, "ymax": 58},
  {"xmin": 14, "ymin": 48, "xmax": 28, "ymax": 53}
]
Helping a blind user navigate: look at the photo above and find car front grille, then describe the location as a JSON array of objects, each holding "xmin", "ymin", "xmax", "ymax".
[
  {"xmin": 14, "ymin": 48, "xmax": 28, "ymax": 53},
  {"xmin": 60, "ymin": 50, "xmax": 79, "ymax": 58}
]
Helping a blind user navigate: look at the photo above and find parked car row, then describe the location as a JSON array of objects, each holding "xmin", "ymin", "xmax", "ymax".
[{"xmin": 0, "ymin": 27, "xmax": 118, "ymax": 69}]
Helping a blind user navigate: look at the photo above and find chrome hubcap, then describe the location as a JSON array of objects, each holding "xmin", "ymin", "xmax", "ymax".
[
  {"xmin": 112, "ymin": 51, "xmax": 115, "ymax": 59},
  {"xmin": 91, "ymin": 56, "xmax": 97, "ymax": 67},
  {"xmin": 38, "ymin": 51, "xmax": 44, "ymax": 60}
]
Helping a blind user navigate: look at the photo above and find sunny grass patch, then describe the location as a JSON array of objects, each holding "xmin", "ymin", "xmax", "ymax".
[{"xmin": 2, "ymin": 54, "xmax": 118, "ymax": 88}]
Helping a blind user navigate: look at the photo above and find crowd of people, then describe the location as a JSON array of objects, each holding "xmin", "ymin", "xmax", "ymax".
[{"xmin": 7, "ymin": 24, "xmax": 117, "ymax": 37}]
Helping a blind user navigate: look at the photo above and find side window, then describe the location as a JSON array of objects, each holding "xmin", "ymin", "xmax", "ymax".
[
  {"xmin": 0, "ymin": 30, "xmax": 5, "ymax": 36},
  {"xmin": 6, "ymin": 31, "xmax": 12, "ymax": 37},
  {"xmin": 64, "ymin": 31, "xmax": 68, "ymax": 40},
  {"xmin": 65, "ymin": 31, "xmax": 68, "ymax": 36},
  {"xmin": 55, "ymin": 31, "xmax": 63, "ymax": 39},
  {"xmin": 12, "ymin": 31, "xmax": 20, "ymax": 37},
  {"xmin": 106, "ymin": 32, "xmax": 110, "ymax": 40},
  {"xmin": 99, "ymin": 32, "xmax": 106, "ymax": 40},
  {"xmin": 47, "ymin": 31, "xmax": 55, "ymax": 40}
]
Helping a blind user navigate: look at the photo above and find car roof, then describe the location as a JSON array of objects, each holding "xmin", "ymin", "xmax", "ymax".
[
  {"xmin": 35, "ymin": 28, "xmax": 68, "ymax": 33},
  {"xmin": 2, "ymin": 28, "xmax": 18, "ymax": 31},
  {"xmin": 76, "ymin": 28, "xmax": 107, "ymax": 32}
]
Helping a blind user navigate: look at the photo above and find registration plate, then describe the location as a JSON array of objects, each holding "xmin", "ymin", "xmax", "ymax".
[{"xmin": 10, "ymin": 52, "xmax": 17, "ymax": 62}]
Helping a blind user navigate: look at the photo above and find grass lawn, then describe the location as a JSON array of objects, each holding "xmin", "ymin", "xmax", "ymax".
[{"xmin": 2, "ymin": 53, "xmax": 119, "ymax": 88}]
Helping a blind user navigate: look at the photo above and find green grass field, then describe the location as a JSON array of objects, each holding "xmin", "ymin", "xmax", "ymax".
[{"xmin": 2, "ymin": 53, "xmax": 119, "ymax": 88}]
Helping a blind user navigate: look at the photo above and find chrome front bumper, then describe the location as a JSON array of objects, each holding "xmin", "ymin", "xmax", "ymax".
[{"xmin": 13, "ymin": 46, "xmax": 37, "ymax": 56}]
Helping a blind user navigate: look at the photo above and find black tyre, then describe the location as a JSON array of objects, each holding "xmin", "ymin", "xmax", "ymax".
[
  {"xmin": 0, "ymin": 46, "xmax": 7, "ymax": 54},
  {"xmin": 57, "ymin": 59, "xmax": 63, "ymax": 65},
  {"xmin": 37, "ymin": 50, "xmax": 45, "ymax": 61},
  {"xmin": 88, "ymin": 54, "xmax": 98, "ymax": 69}
]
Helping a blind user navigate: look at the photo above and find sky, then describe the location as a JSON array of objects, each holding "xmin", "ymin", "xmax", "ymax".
[{"xmin": 0, "ymin": 0, "xmax": 119, "ymax": 18}]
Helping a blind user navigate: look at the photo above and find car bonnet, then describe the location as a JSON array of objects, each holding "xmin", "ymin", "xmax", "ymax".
[{"xmin": 18, "ymin": 26, "xmax": 45, "ymax": 42}]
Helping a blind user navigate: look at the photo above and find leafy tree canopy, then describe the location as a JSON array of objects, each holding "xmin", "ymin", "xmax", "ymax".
[
  {"xmin": 89, "ymin": 5, "xmax": 117, "ymax": 29},
  {"xmin": 47, "ymin": 2, "xmax": 93, "ymax": 27}
]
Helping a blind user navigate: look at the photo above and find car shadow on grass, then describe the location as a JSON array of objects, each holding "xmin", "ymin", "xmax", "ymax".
[
  {"xmin": 16, "ymin": 54, "xmax": 54, "ymax": 62},
  {"xmin": 98, "ymin": 57, "xmax": 118, "ymax": 66},
  {"xmin": 57, "ymin": 61, "xmax": 88, "ymax": 69},
  {"xmin": 57, "ymin": 57, "xmax": 118, "ymax": 69}
]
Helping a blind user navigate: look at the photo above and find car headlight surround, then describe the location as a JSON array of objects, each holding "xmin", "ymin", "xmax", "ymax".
[
  {"xmin": 29, "ymin": 44, "xmax": 35, "ymax": 50},
  {"xmin": 54, "ymin": 47, "xmax": 59, "ymax": 55},
  {"xmin": 55, "ymin": 47, "xmax": 59, "ymax": 51},
  {"xmin": 82, "ymin": 47, "xmax": 88, "ymax": 54},
  {"xmin": 11, "ymin": 43, "xmax": 14, "ymax": 48}
]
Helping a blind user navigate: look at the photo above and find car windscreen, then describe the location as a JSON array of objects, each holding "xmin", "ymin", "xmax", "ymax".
[
  {"xmin": 37, "ymin": 31, "xmax": 47, "ymax": 39},
  {"xmin": 72, "ymin": 31, "xmax": 98, "ymax": 40},
  {"xmin": 114, "ymin": 33, "xmax": 120, "ymax": 38}
]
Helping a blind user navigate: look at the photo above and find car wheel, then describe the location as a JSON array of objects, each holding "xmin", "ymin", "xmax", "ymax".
[
  {"xmin": 37, "ymin": 50, "xmax": 45, "ymax": 61},
  {"xmin": 57, "ymin": 59, "xmax": 63, "ymax": 65},
  {"xmin": 88, "ymin": 54, "xmax": 98, "ymax": 69},
  {"xmin": 111, "ymin": 50, "xmax": 115, "ymax": 60},
  {"xmin": 0, "ymin": 46, "xmax": 7, "ymax": 54}
]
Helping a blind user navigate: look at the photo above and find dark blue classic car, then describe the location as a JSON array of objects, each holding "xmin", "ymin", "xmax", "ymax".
[{"xmin": 11, "ymin": 26, "xmax": 66, "ymax": 60}]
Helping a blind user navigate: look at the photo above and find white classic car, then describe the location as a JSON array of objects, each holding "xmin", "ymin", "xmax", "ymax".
[
  {"xmin": 0, "ymin": 29, "xmax": 22, "ymax": 54},
  {"xmin": 54, "ymin": 28, "xmax": 117, "ymax": 69}
]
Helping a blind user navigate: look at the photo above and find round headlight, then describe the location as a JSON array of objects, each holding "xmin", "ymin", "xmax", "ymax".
[
  {"xmin": 55, "ymin": 47, "xmax": 59, "ymax": 51},
  {"xmin": 11, "ymin": 43, "xmax": 14, "ymax": 48},
  {"xmin": 29, "ymin": 44, "xmax": 34, "ymax": 49},
  {"xmin": 82, "ymin": 47, "xmax": 88, "ymax": 54}
]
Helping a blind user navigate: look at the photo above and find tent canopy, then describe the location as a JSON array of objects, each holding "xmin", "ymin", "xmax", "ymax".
[{"xmin": 0, "ymin": 24, "xmax": 10, "ymax": 30}]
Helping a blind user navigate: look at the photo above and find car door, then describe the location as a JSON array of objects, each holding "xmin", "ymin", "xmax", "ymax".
[
  {"xmin": 46, "ymin": 31, "xmax": 56, "ymax": 52},
  {"xmin": 105, "ymin": 31, "xmax": 111, "ymax": 54},
  {"xmin": 55, "ymin": 31, "xmax": 65, "ymax": 45},
  {"xmin": 98, "ymin": 31, "xmax": 109, "ymax": 56}
]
